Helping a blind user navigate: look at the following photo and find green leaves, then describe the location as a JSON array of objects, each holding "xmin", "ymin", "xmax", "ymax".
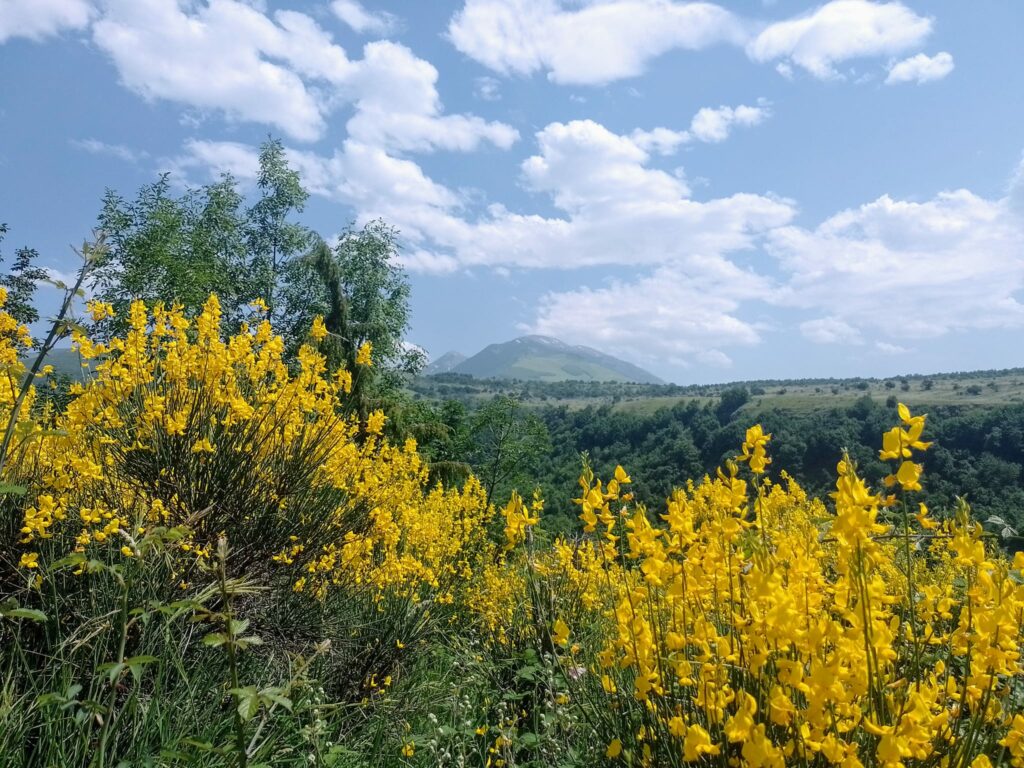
[
  {"xmin": 227, "ymin": 685, "xmax": 292, "ymax": 723},
  {"xmin": 0, "ymin": 603, "xmax": 46, "ymax": 622}
]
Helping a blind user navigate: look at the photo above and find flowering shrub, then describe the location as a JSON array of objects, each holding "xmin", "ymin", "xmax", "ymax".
[
  {"xmin": 1, "ymin": 291, "xmax": 1022, "ymax": 767},
  {"xmin": 504, "ymin": 411, "xmax": 1024, "ymax": 767}
]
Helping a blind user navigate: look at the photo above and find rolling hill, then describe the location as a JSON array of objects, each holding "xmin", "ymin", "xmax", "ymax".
[
  {"xmin": 423, "ymin": 350, "xmax": 467, "ymax": 375},
  {"xmin": 442, "ymin": 335, "xmax": 663, "ymax": 384}
]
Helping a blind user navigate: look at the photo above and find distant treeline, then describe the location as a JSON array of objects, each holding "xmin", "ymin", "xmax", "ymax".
[
  {"xmin": 528, "ymin": 394, "xmax": 1024, "ymax": 545},
  {"xmin": 409, "ymin": 381, "xmax": 1024, "ymax": 546},
  {"xmin": 410, "ymin": 368, "xmax": 1024, "ymax": 404}
]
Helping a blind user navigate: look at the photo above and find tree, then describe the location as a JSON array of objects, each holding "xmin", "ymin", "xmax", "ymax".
[
  {"xmin": 91, "ymin": 139, "xmax": 313, "ymax": 336},
  {"xmin": 465, "ymin": 395, "xmax": 550, "ymax": 506},
  {"xmin": 92, "ymin": 174, "xmax": 250, "ymax": 333},
  {"xmin": 716, "ymin": 386, "xmax": 750, "ymax": 424},
  {"xmin": 246, "ymin": 139, "xmax": 312, "ymax": 323},
  {"xmin": 0, "ymin": 224, "xmax": 47, "ymax": 328},
  {"xmin": 282, "ymin": 220, "xmax": 424, "ymax": 410}
]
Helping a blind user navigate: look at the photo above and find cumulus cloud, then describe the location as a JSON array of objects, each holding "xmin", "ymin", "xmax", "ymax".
[
  {"xmin": 91, "ymin": 1, "xmax": 513, "ymax": 148},
  {"xmin": 747, "ymin": 0, "xmax": 933, "ymax": 79},
  {"xmin": 689, "ymin": 103, "xmax": 769, "ymax": 143},
  {"xmin": 447, "ymin": 0, "xmax": 746, "ymax": 85},
  {"xmin": 885, "ymin": 51, "xmax": 954, "ymax": 84},
  {"xmin": 331, "ymin": 0, "xmax": 398, "ymax": 35},
  {"xmin": 800, "ymin": 317, "xmax": 863, "ymax": 344},
  {"xmin": 92, "ymin": 0, "xmax": 350, "ymax": 141},
  {"xmin": 175, "ymin": 117, "xmax": 791, "ymax": 275},
  {"xmin": 0, "ymin": 0, "xmax": 94, "ymax": 43},
  {"xmin": 449, "ymin": 0, "xmax": 936, "ymax": 84},
  {"xmin": 529, "ymin": 263, "xmax": 765, "ymax": 365},
  {"xmin": 768, "ymin": 189, "xmax": 1024, "ymax": 339},
  {"xmin": 344, "ymin": 41, "xmax": 519, "ymax": 153}
]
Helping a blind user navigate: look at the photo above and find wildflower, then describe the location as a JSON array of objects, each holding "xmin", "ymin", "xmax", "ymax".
[
  {"xmin": 682, "ymin": 723, "xmax": 719, "ymax": 762},
  {"xmin": 401, "ymin": 742, "xmax": 415, "ymax": 757},
  {"xmin": 501, "ymin": 491, "xmax": 539, "ymax": 550},
  {"xmin": 191, "ymin": 438, "xmax": 216, "ymax": 454},
  {"xmin": 551, "ymin": 618, "xmax": 570, "ymax": 647},
  {"xmin": 606, "ymin": 739, "xmax": 622, "ymax": 758},
  {"xmin": 19, "ymin": 552, "xmax": 39, "ymax": 569},
  {"xmin": 366, "ymin": 410, "xmax": 386, "ymax": 435},
  {"xmin": 356, "ymin": 341, "xmax": 373, "ymax": 366},
  {"xmin": 310, "ymin": 315, "xmax": 328, "ymax": 342},
  {"xmin": 86, "ymin": 300, "xmax": 115, "ymax": 322},
  {"xmin": 738, "ymin": 424, "xmax": 771, "ymax": 474}
]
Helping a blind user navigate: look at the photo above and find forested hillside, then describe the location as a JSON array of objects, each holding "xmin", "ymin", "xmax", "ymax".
[{"xmin": 408, "ymin": 375, "xmax": 1024, "ymax": 543}]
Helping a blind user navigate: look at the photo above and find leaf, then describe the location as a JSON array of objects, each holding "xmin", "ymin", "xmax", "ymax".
[
  {"xmin": 231, "ymin": 687, "xmax": 261, "ymax": 722},
  {"xmin": 47, "ymin": 552, "xmax": 86, "ymax": 572},
  {"xmin": 202, "ymin": 632, "xmax": 227, "ymax": 648},
  {"xmin": 3, "ymin": 607, "xmax": 47, "ymax": 622},
  {"xmin": 97, "ymin": 662, "xmax": 125, "ymax": 683},
  {"xmin": 0, "ymin": 482, "xmax": 27, "ymax": 496}
]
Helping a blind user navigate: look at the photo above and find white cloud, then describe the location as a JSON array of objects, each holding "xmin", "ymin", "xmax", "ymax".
[
  {"xmin": 876, "ymin": 341, "xmax": 909, "ymax": 355},
  {"xmin": 92, "ymin": 0, "xmax": 352, "ymax": 141},
  {"xmin": 630, "ymin": 102, "xmax": 769, "ymax": 154},
  {"xmin": 449, "ymin": 0, "xmax": 936, "ymax": 85},
  {"xmin": 474, "ymin": 75, "xmax": 502, "ymax": 101},
  {"xmin": 171, "ymin": 139, "xmax": 262, "ymax": 182},
  {"xmin": 447, "ymin": 0, "xmax": 746, "ymax": 85},
  {"xmin": 800, "ymin": 316, "xmax": 863, "ymax": 344},
  {"xmin": 689, "ymin": 103, "xmax": 769, "ymax": 143},
  {"xmin": 0, "ymin": 0, "xmax": 94, "ymax": 43},
  {"xmin": 176, "ymin": 118, "xmax": 792, "ymax": 274},
  {"xmin": 71, "ymin": 137, "xmax": 147, "ymax": 163},
  {"xmin": 529, "ymin": 263, "xmax": 764, "ymax": 364},
  {"xmin": 747, "ymin": 0, "xmax": 932, "ymax": 79},
  {"xmin": 630, "ymin": 127, "xmax": 691, "ymax": 155},
  {"xmin": 331, "ymin": 0, "xmax": 397, "ymax": 35},
  {"xmin": 768, "ymin": 189, "xmax": 1024, "ymax": 339},
  {"xmin": 885, "ymin": 51, "xmax": 954, "ymax": 85},
  {"xmin": 344, "ymin": 41, "xmax": 519, "ymax": 153},
  {"xmin": 90, "ymin": 1, "xmax": 515, "ymax": 152}
]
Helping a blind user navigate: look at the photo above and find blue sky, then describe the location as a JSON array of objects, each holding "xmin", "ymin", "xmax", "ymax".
[{"xmin": 1, "ymin": 0, "xmax": 1023, "ymax": 384}]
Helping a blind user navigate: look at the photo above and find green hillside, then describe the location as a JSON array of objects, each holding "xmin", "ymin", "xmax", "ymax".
[{"xmin": 447, "ymin": 335, "xmax": 663, "ymax": 383}]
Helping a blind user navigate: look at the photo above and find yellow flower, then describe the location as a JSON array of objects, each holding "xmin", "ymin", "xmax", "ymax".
[
  {"xmin": 552, "ymin": 618, "xmax": 570, "ymax": 647},
  {"xmin": 191, "ymin": 438, "xmax": 216, "ymax": 454},
  {"xmin": 85, "ymin": 300, "xmax": 115, "ymax": 322},
  {"xmin": 19, "ymin": 552, "xmax": 39, "ymax": 569},
  {"xmin": 682, "ymin": 723, "xmax": 719, "ymax": 762},
  {"xmin": 356, "ymin": 341, "xmax": 373, "ymax": 366},
  {"xmin": 366, "ymin": 410, "xmax": 386, "ymax": 435},
  {"xmin": 310, "ymin": 315, "xmax": 328, "ymax": 342},
  {"xmin": 401, "ymin": 742, "xmax": 415, "ymax": 758},
  {"xmin": 605, "ymin": 738, "xmax": 622, "ymax": 759},
  {"xmin": 120, "ymin": 545, "xmax": 134, "ymax": 558}
]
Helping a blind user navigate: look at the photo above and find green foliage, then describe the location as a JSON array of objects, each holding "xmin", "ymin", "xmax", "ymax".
[
  {"xmin": 93, "ymin": 174, "xmax": 252, "ymax": 332},
  {"xmin": 464, "ymin": 395, "xmax": 550, "ymax": 506},
  {"xmin": 0, "ymin": 224, "xmax": 48, "ymax": 328}
]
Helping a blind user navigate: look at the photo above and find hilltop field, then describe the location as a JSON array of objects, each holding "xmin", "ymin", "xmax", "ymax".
[{"xmin": 412, "ymin": 366, "xmax": 1024, "ymax": 411}]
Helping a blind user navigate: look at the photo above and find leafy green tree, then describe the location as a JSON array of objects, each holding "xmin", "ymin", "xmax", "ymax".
[
  {"xmin": 92, "ymin": 174, "xmax": 249, "ymax": 333},
  {"xmin": 283, "ymin": 220, "xmax": 425, "ymax": 412},
  {"xmin": 91, "ymin": 139, "xmax": 313, "ymax": 338},
  {"xmin": 465, "ymin": 395, "xmax": 550, "ymax": 506},
  {"xmin": 246, "ymin": 139, "xmax": 313, "ymax": 323},
  {"xmin": 0, "ymin": 224, "xmax": 47, "ymax": 328}
]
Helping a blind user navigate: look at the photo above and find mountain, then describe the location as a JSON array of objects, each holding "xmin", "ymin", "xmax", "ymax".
[
  {"xmin": 424, "ymin": 350, "xmax": 467, "ymax": 375},
  {"xmin": 448, "ymin": 335, "xmax": 663, "ymax": 384}
]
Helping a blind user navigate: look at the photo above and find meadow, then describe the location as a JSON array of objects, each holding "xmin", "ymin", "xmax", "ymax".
[{"xmin": 3, "ymin": 288, "xmax": 1024, "ymax": 767}]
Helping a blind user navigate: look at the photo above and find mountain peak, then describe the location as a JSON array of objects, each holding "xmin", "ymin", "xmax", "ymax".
[{"xmin": 440, "ymin": 335, "xmax": 662, "ymax": 383}]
